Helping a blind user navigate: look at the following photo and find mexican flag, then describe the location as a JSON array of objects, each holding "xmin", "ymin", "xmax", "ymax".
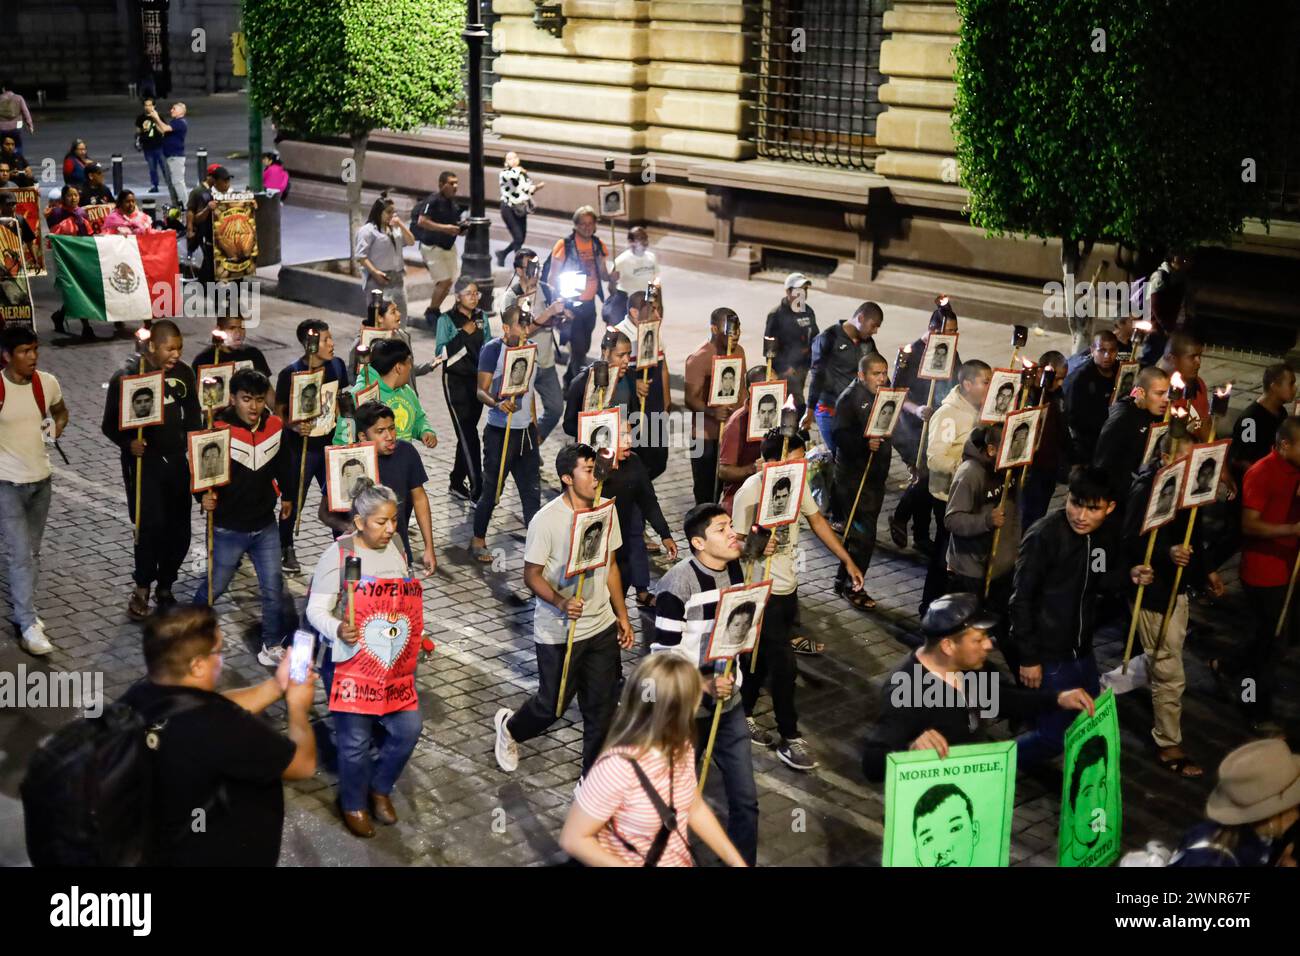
[{"xmin": 50, "ymin": 234, "xmax": 179, "ymax": 322}]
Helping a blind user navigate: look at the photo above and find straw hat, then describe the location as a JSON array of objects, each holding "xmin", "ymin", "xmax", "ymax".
[{"xmin": 1205, "ymin": 738, "xmax": 1300, "ymax": 826}]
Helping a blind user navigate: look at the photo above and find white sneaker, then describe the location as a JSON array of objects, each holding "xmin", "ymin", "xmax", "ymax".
[
  {"xmin": 494, "ymin": 708, "xmax": 519, "ymax": 772},
  {"xmin": 257, "ymin": 645, "xmax": 287, "ymax": 666},
  {"xmin": 20, "ymin": 622, "xmax": 54, "ymax": 656}
]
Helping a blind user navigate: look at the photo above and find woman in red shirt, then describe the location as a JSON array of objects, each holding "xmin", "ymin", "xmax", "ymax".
[{"xmin": 560, "ymin": 654, "xmax": 747, "ymax": 867}]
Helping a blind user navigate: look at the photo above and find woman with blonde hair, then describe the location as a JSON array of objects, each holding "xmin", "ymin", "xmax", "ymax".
[{"xmin": 559, "ymin": 654, "xmax": 747, "ymax": 867}]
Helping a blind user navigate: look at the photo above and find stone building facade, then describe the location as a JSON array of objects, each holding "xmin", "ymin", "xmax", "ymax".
[{"xmin": 281, "ymin": 0, "xmax": 1300, "ymax": 351}]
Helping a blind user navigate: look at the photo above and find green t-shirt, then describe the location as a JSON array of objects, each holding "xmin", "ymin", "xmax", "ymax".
[{"xmin": 333, "ymin": 367, "xmax": 434, "ymax": 445}]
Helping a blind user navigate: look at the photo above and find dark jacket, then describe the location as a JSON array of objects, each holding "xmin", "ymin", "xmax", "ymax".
[
  {"xmin": 1094, "ymin": 397, "xmax": 1161, "ymax": 506},
  {"xmin": 890, "ymin": 334, "xmax": 961, "ymax": 467},
  {"xmin": 808, "ymin": 323, "xmax": 872, "ymax": 410},
  {"xmin": 101, "ymin": 356, "xmax": 200, "ymax": 461},
  {"xmin": 1123, "ymin": 462, "xmax": 1209, "ymax": 608},
  {"xmin": 601, "ymin": 451, "xmax": 672, "ymax": 542},
  {"xmin": 202, "ymin": 406, "xmax": 293, "ymax": 533},
  {"xmin": 191, "ymin": 343, "xmax": 271, "ymax": 377},
  {"xmin": 439, "ymin": 306, "xmax": 488, "ymax": 383},
  {"xmin": 1063, "ymin": 359, "xmax": 1118, "ymax": 464},
  {"xmin": 1010, "ymin": 509, "xmax": 1129, "ymax": 667},
  {"xmin": 945, "ymin": 435, "xmax": 1021, "ymax": 581},
  {"xmin": 1032, "ymin": 389, "xmax": 1068, "ymax": 480},
  {"xmin": 862, "ymin": 650, "xmax": 1057, "ymax": 782},
  {"xmin": 562, "ymin": 363, "xmax": 636, "ymax": 438},
  {"xmin": 830, "ymin": 379, "xmax": 892, "ymax": 512},
  {"xmin": 763, "ymin": 299, "xmax": 818, "ymax": 376}
]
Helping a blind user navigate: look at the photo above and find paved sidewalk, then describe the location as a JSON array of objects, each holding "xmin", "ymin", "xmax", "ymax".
[{"xmin": 1, "ymin": 94, "xmax": 1292, "ymax": 867}]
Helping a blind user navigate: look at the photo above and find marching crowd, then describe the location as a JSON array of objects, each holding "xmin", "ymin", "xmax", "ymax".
[{"xmin": 2, "ymin": 168, "xmax": 1298, "ymax": 867}]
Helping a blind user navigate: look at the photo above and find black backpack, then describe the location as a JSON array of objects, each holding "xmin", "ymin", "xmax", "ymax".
[{"xmin": 20, "ymin": 686, "xmax": 209, "ymax": 867}]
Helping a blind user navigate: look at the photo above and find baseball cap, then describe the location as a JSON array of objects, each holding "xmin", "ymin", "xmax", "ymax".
[
  {"xmin": 920, "ymin": 593, "xmax": 998, "ymax": 641},
  {"xmin": 208, "ymin": 164, "xmax": 230, "ymax": 179},
  {"xmin": 84, "ymin": 162, "xmax": 103, "ymax": 175},
  {"xmin": 784, "ymin": 272, "xmax": 811, "ymax": 290}
]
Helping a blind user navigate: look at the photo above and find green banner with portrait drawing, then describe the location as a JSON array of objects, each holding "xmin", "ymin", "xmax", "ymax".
[
  {"xmin": 883, "ymin": 740, "xmax": 1016, "ymax": 867},
  {"xmin": 1058, "ymin": 688, "xmax": 1122, "ymax": 867}
]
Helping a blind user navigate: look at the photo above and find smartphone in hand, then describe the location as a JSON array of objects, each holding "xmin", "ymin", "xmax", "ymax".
[{"xmin": 289, "ymin": 629, "xmax": 315, "ymax": 684}]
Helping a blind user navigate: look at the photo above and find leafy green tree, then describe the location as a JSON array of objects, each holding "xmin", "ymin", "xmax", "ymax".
[
  {"xmin": 244, "ymin": 0, "xmax": 464, "ymax": 271},
  {"xmin": 952, "ymin": 0, "xmax": 1286, "ymax": 343}
]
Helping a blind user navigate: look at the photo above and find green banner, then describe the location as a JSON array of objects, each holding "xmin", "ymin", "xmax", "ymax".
[
  {"xmin": 883, "ymin": 741, "xmax": 1016, "ymax": 867},
  {"xmin": 1058, "ymin": 688, "xmax": 1122, "ymax": 867}
]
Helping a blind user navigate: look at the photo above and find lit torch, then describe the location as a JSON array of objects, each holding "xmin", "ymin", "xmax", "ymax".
[{"xmin": 1211, "ymin": 382, "xmax": 1232, "ymax": 418}]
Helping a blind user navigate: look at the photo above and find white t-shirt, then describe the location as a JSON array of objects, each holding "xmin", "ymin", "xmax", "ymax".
[
  {"xmin": 306, "ymin": 539, "xmax": 410, "ymax": 657},
  {"xmin": 614, "ymin": 249, "xmax": 659, "ymax": 295},
  {"xmin": 731, "ymin": 471, "xmax": 819, "ymax": 596},
  {"xmin": 524, "ymin": 493, "xmax": 623, "ymax": 645},
  {"xmin": 0, "ymin": 370, "xmax": 61, "ymax": 484}
]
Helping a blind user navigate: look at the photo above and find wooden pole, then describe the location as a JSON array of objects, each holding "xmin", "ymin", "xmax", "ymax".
[
  {"xmin": 556, "ymin": 388, "xmax": 607, "ymax": 716},
  {"xmin": 913, "ymin": 379, "xmax": 938, "ymax": 472},
  {"xmin": 840, "ymin": 450, "xmax": 876, "ymax": 544},
  {"xmin": 1153, "ymin": 421, "xmax": 1218, "ymax": 651},
  {"xmin": 347, "ymin": 582, "xmax": 356, "ymax": 628},
  {"xmin": 750, "ymin": 432, "xmax": 790, "ymax": 674},
  {"xmin": 696, "ymin": 657, "xmax": 734, "ymax": 793},
  {"xmin": 205, "ymin": 405, "xmax": 214, "ymax": 605},
  {"xmin": 1122, "ymin": 404, "xmax": 1177, "ymax": 672},
  {"xmin": 1275, "ymin": 550, "xmax": 1300, "ymax": 639},
  {"xmin": 983, "ymin": 471, "xmax": 1014, "ymax": 598},
  {"xmin": 133, "ymin": 355, "xmax": 145, "ymax": 545},
  {"xmin": 293, "ymin": 431, "xmax": 309, "ymax": 535},
  {"xmin": 494, "ymin": 408, "xmax": 514, "ymax": 505}
]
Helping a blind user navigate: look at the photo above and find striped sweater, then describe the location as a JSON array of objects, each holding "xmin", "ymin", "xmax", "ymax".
[{"xmin": 652, "ymin": 556, "xmax": 745, "ymax": 716}]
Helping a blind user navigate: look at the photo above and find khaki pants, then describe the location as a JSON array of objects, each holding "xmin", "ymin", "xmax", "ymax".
[{"xmin": 1134, "ymin": 593, "xmax": 1188, "ymax": 748}]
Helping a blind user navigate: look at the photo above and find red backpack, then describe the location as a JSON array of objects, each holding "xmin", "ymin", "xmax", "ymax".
[{"xmin": 0, "ymin": 368, "xmax": 47, "ymax": 418}]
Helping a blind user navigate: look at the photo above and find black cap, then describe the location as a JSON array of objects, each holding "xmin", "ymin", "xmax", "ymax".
[
  {"xmin": 209, "ymin": 165, "xmax": 231, "ymax": 181},
  {"xmin": 920, "ymin": 593, "xmax": 997, "ymax": 640},
  {"xmin": 84, "ymin": 162, "xmax": 103, "ymax": 174}
]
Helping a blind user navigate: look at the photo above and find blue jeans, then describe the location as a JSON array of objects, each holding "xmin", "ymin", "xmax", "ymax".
[
  {"xmin": 0, "ymin": 478, "xmax": 52, "ymax": 632},
  {"xmin": 534, "ymin": 363, "xmax": 564, "ymax": 442},
  {"xmin": 143, "ymin": 148, "xmax": 166, "ymax": 190},
  {"xmin": 333, "ymin": 709, "xmax": 422, "ymax": 813},
  {"xmin": 814, "ymin": 403, "xmax": 836, "ymax": 455},
  {"xmin": 192, "ymin": 522, "xmax": 296, "ymax": 649},
  {"xmin": 474, "ymin": 423, "xmax": 541, "ymax": 538},
  {"xmin": 696, "ymin": 703, "xmax": 759, "ymax": 866},
  {"xmin": 1016, "ymin": 654, "xmax": 1100, "ymax": 767}
]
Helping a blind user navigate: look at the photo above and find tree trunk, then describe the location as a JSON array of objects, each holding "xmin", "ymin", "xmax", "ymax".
[
  {"xmin": 347, "ymin": 131, "xmax": 369, "ymax": 278},
  {"xmin": 1061, "ymin": 237, "xmax": 1095, "ymax": 355}
]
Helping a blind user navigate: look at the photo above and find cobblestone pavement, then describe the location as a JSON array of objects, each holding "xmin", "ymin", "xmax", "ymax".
[
  {"xmin": 2, "ymin": 285, "xmax": 1292, "ymax": 868},
  {"xmin": 1, "ymin": 96, "xmax": 1294, "ymax": 866}
]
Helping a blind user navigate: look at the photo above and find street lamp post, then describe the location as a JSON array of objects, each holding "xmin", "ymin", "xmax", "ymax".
[{"xmin": 461, "ymin": 0, "xmax": 492, "ymax": 297}]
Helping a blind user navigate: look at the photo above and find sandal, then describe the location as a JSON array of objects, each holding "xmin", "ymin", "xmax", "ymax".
[
  {"xmin": 1157, "ymin": 751, "xmax": 1205, "ymax": 778},
  {"xmin": 471, "ymin": 545, "xmax": 494, "ymax": 564},
  {"xmin": 842, "ymin": 589, "xmax": 877, "ymax": 611},
  {"xmin": 791, "ymin": 635, "xmax": 825, "ymax": 656},
  {"xmin": 635, "ymin": 591, "xmax": 655, "ymax": 608}
]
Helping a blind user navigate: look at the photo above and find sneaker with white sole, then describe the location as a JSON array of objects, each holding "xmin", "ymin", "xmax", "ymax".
[
  {"xmin": 747, "ymin": 716, "xmax": 775, "ymax": 748},
  {"xmin": 20, "ymin": 622, "xmax": 53, "ymax": 656},
  {"xmin": 257, "ymin": 645, "xmax": 287, "ymax": 666},
  {"xmin": 777, "ymin": 737, "xmax": 818, "ymax": 771},
  {"xmin": 494, "ymin": 708, "xmax": 519, "ymax": 772}
]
